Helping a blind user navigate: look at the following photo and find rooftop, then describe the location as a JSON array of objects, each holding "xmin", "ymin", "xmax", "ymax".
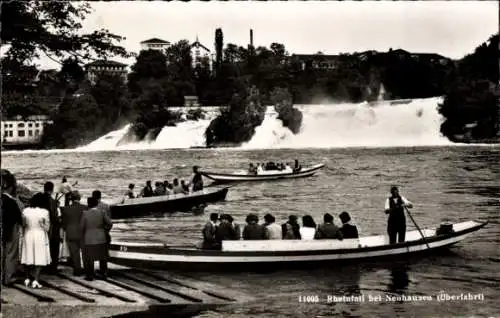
[
  {"xmin": 141, "ymin": 38, "xmax": 170, "ymax": 44},
  {"xmin": 86, "ymin": 60, "xmax": 128, "ymax": 67},
  {"xmin": 291, "ymin": 54, "xmax": 340, "ymax": 60},
  {"xmin": 191, "ymin": 40, "xmax": 210, "ymax": 52}
]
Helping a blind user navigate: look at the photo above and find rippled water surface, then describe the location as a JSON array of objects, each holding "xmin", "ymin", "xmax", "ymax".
[{"xmin": 3, "ymin": 146, "xmax": 499, "ymax": 317}]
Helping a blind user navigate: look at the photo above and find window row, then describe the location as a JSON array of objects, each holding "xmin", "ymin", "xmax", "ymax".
[
  {"xmin": 3, "ymin": 130, "xmax": 40, "ymax": 137},
  {"xmin": 3, "ymin": 123, "xmax": 41, "ymax": 128}
]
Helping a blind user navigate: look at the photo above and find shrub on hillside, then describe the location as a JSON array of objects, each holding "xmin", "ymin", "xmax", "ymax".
[
  {"xmin": 131, "ymin": 107, "xmax": 183, "ymax": 141},
  {"xmin": 270, "ymin": 87, "xmax": 303, "ymax": 134},
  {"xmin": 205, "ymin": 85, "xmax": 266, "ymax": 146},
  {"xmin": 186, "ymin": 108, "xmax": 206, "ymax": 120}
]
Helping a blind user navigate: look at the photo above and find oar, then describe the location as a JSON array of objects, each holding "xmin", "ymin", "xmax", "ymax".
[{"xmin": 403, "ymin": 204, "xmax": 430, "ymax": 249}]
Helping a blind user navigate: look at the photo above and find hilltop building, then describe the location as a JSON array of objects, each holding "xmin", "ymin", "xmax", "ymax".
[
  {"xmin": 86, "ymin": 60, "xmax": 128, "ymax": 85},
  {"xmin": 140, "ymin": 38, "xmax": 171, "ymax": 53},
  {"xmin": 291, "ymin": 54, "xmax": 340, "ymax": 71},
  {"xmin": 190, "ymin": 36, "xmax": 212, "ymax": 70}
]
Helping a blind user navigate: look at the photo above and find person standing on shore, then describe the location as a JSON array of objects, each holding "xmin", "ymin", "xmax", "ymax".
[
  {"xmin": 41, "ymin": 181, "xmax": 61, "ymax": 274},
  {"xmin": 61, "ymin": 191, "xmax": 85, "ymax": 275},
  {"xmin": 20, "ymin": 193, "xmax": 52, "ymax": 289},
  {"xmin": 384, "ymin": 186, "xmax": 413, "ymax": 244},
  {"xmin": 1, "ymin": 171, "xmax": 23, "ymax": 286},
  {"xmin": 92, "ymin": 190, "xmax": 111, "ymax": 245},
  {"xmin": 81, "ymin": 197, "xmax": 113, "ymax": 280},
  {"xmin": 57, "ymin": 177, "xmax": 73, "ymax": 207}
]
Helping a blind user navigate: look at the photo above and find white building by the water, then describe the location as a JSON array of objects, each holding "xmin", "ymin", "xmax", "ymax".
[{"xmin": 1, "ymin": 115, "xmax": 53, "ymax": 145}]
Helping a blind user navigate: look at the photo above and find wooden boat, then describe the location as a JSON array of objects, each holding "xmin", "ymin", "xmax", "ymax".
[
  {"xmin": 109, "ymin": 187, "xmax": 229, "ymax": 219},
  {"xmin": 108, "ymin": 220, "xmax": 487, "ymax": 271},
  {"xmin": 201, "ymin": 163, "xmax": 325, "ymax": 183}
]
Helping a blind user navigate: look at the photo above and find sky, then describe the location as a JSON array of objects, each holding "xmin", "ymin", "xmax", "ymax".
[{"xmin": 31, "ymin": 1, "xmax": 499, "ymax": 70}]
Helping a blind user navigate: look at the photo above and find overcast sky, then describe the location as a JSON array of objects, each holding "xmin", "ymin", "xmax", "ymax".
[{"xmin": 34, "ymin": 1, "xmax": 498, "ymax": 69}]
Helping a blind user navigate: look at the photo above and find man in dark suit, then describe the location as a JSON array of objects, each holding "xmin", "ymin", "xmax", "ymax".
[
  {"xmin": 315, "ymin": 213, "xmax": 343, "ymax": 240},
  {"xmin": 92, "ymin": 190, "xmax": 111, "ymax": 245},
  {"xmin": 202, "ymin": 213, "xmax": 218, "ymax": 249},
  {"xmin": 215, "ymin": 214, "xmax": 239, "ymax": 245},
  {"xmin": 61, "ymin": 191, "xmax": 85, "ymax": 275},
  {"xmin": 41, "ymin": 181, "xmax": 61, "ymax": 273},
  {"xmin": 1, "ymin": 171, "xmax": 23, "ymax": 286},
  {"xmin": 339, "ymin": 212, "xmax": 359, "ymax": 239}
]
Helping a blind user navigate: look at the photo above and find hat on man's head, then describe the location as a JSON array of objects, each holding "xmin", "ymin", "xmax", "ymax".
[
  {"xmin": 1, "ymin": 169, "xmax": 16, "ymax": 191},
  {"xmin": 71, "ymin": 190, "xmax": 81, "ymax": 201},
  {"xmin": 246, "ymin": 213, "xmax": 258, "ymax": 223},
  {"xmin": 339, "ymin": 211, "xmax": 351, "ymax": 224}
]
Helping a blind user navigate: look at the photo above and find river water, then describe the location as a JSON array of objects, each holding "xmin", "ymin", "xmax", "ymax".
[{"xmin": 2, "ymin": 146, "xmax": 499, "ymax": 317}]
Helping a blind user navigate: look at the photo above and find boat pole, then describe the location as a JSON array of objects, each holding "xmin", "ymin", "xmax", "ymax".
[{"xmin": 404, "ymin": 205, "xmax": 430, "ymax": 249}]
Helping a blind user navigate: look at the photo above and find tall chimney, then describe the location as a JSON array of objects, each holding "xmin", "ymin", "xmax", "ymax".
[{"xmin": 250, "ymin": 29, "xmax": 254, "ymax": 47}]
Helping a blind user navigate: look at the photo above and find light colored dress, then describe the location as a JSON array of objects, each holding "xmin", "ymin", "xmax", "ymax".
[
  {"xmin": 21, "ymin": 207, "xmax": 51, "ymax": 266},
  {"xmin": 299, "ymin": 227, "xmax": 316, "ymax": 240}
]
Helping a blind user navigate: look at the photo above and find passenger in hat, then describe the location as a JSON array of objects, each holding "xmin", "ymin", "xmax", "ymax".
[
  {"xmin": 243, "ymin": 214, "xmax": 266, "ymax": 240},
  {"xmin": 263, "ymin": 213, "xmax": 282, "ymax": 240},
  {"xmin": 60, "ymin": 191, "xmax": 86, "ymax": 275},
  {"xmin": 226, "ymin": 214, "xmax": 241, "ymax": 240},
  {"xmin": 202, "ymin": 213, "xmax": 219, "ymax": 249},
  {"xmin": 215, "ymin": 214, "xmax": 239, "ymax": 245},
  {"xmin": 339, "ymin": 212, "xmax": 359, "ymax": 239},
  {"xmin": 315, "ymin": 213, "xmax": 343, "ymax": 240},
  {"xmin": 282, "ymin": 215, "xmax": 301, "ymax": 240}
]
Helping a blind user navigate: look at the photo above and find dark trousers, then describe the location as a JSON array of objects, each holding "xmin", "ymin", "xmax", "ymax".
[
  {"xmin": 83, "ymin": 258, "xmax": 107, "ymax": 279},
  {"xmin": 1, "ymin": 226, "xmax": 20, "ymax": 285},
  {"xmin": 388, "ymin": 217, "xmax": 406, "ymax": 244},
  {"xmin": 49, "ymin": 230, "xmax": 60, "ymax": 271},
  {"xmin": 67, "ymin": 239, "xmax": 82, "ymax": 273},
  {"xmin": 82, "ymin": 245, "xmax": 108, "ymax": 279},
  {"xmin": 64, "ymin": 193, "xmax": 71, "ymax": 207}
]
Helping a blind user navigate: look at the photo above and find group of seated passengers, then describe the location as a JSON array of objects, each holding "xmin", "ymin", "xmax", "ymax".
[
  {"xmin": 126, "ymin": 179, "xmax": 190, "ymax": 198},
  {"xmin": 202, "ymin": 211, "xmax": 359, "ymax": 249},
  {"xmin": 248, "ymin": 159, "xmax": 302, "ymax": 174}
]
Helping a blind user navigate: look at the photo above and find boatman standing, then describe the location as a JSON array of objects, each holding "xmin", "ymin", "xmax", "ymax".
[
  {"xmin": 190, "ymin": 166, "xmax": 204, "ymax": 192},
  {"xmin": 384, "ymin": 186, "xmax": 413, "ymax": 244}
]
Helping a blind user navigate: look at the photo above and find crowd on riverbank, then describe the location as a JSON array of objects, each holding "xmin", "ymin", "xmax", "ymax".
[
  {"xmin": 1, "ymin": 170, "xmax": 113, "ymax": 289},
  {"xmin": 201, "ymin": 211, "xmax": 359, "ymax": 250}
]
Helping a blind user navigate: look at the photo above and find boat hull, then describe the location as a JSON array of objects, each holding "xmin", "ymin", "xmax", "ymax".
[
  {"xmin": 201, "ymin": 164, "xmax": 325, "ymax": 183},
  {"xmin": 109, "ymin": 187, "xmax": 228, "ymax": 219},
  {"xmin": 109, "ymin": 220, "xmax": 487, "ymax": 271}
]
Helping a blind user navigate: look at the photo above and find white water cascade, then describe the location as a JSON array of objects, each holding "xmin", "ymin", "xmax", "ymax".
[{"xmin": 79, "ymin": 97, "xmax": 453, "ymax": 151}]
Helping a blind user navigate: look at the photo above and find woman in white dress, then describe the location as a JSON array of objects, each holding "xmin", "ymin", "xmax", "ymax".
[
  {"xmin": 20, "ymin": 193, "xmax": 51, "ymax": 288},
  {"xmin": 300, "ymin": 215, "xmax": 317, "ymax": 240}
]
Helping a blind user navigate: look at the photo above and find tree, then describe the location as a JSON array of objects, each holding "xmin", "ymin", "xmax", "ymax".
[
  {"xmin": 439, "ymin": 34, "xmax": 499, "ymax": 140},
  {"xmin": 1, "ymin": 2, "xmax": 130, "ymax": 65},
  {"xmin": 215, "ymin": 28, "xmax": 224, "ymax": 74},
  {"xmin": 128, "ymin": 50, "xmax": 168, "ymax": 95},
  {"xmin": 165, "ymin": 40, "xmax": 193, "ymax": 81},
  {"xmin": 270, "ymin": 87, "xmax": 303, "ymax": 134}
]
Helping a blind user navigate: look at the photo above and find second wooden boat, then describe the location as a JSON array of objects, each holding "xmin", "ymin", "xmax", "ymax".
[{"xmin": 109, "ymin": 187, "xmax": 229, "ymax": 219}]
